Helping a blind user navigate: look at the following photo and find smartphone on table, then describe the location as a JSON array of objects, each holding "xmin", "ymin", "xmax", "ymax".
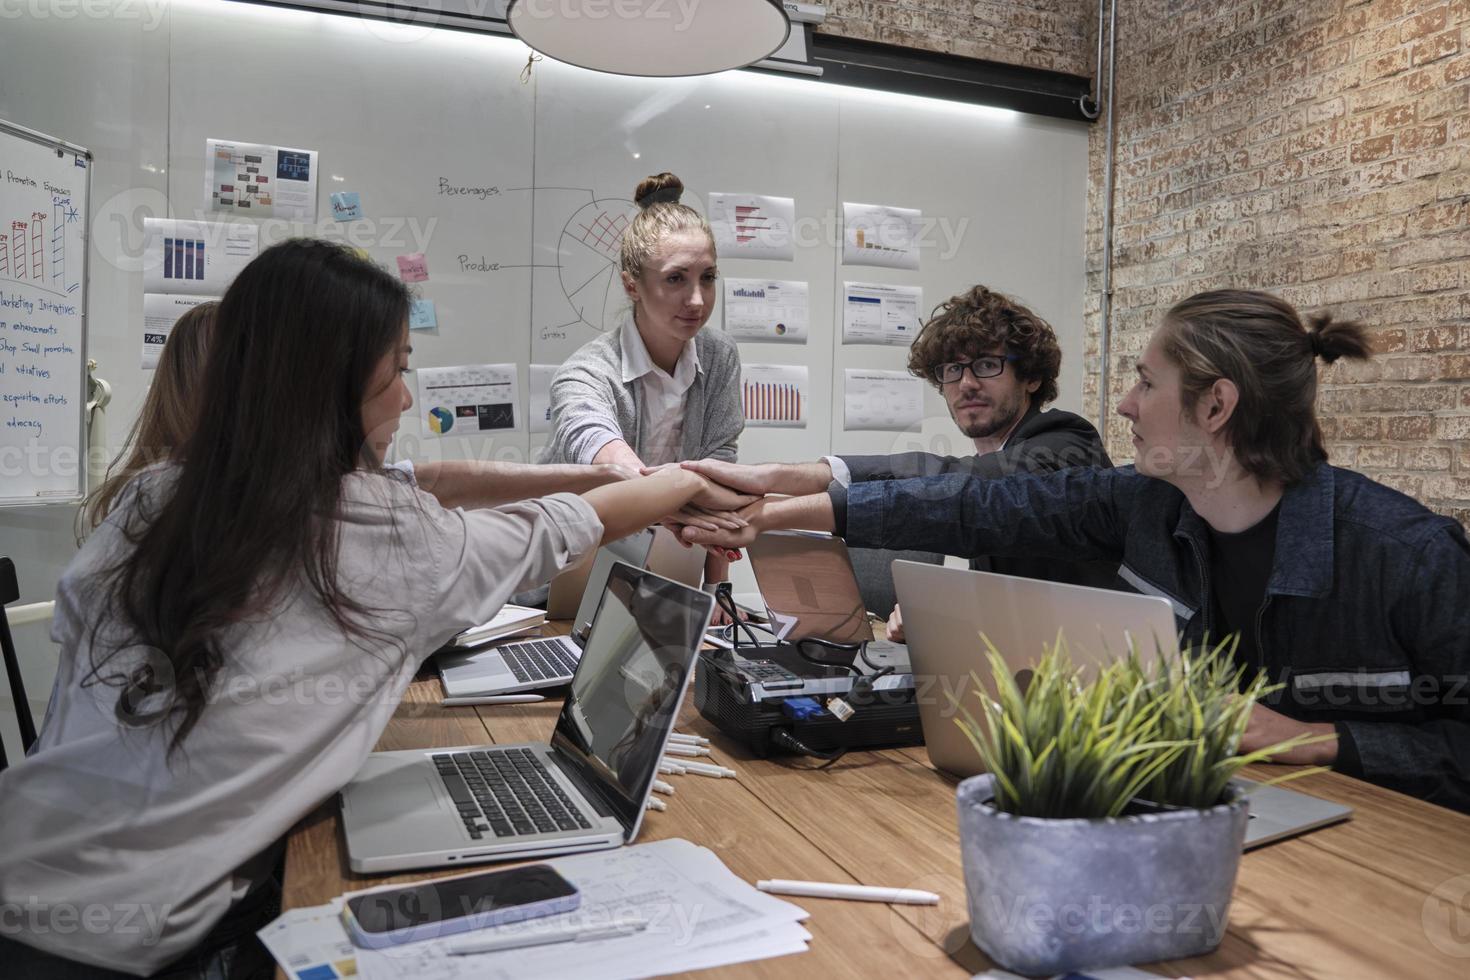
[{"xmin": 341, "ymin": 863, "xmax": 580, "ymax": 948}]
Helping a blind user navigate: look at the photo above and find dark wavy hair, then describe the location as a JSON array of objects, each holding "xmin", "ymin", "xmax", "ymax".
[
  {"xmin": 907, "ymin": 285, "xmax": 1063, "ymax": 406},
  {"xmin": 1161, "ymin": 289, "xmax": 1372, "ymax": 485},
  {"xmin": 89, "ymin": 239, "xmax": 412, "ymax": 753}
]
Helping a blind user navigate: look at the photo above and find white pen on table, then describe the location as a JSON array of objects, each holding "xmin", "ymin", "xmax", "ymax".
[
  {"xmin": 756, "ymin": 879, "xmax": 939, "ymax": 905},
  {"xmin": 651, "ymin": 779, "xmax": 675, "ymax": 795},
  {"xmin": 646, "ymin": 797, "xmax": 667, "ymax": 811},
  {"xmin": 658, "ymin": 761, "xmax": 687, "ymax": 776},
  {"xmin": 445, "ymin": 916, "xmax": 650, "ymax": 956},
  {"xmin": 441, "ymin": 694, "xmax": 546, "ymax": 706},
  {"xmin": 669, "ymin": 759, "xmax": 737, "ymax": 778},
  {"xmin": 662, "ymin": 743, "xmax": 711, "ymax": 758},
  {"xmin": 668, "ymin": 733, "xmax": 710, "ymax": 747}
]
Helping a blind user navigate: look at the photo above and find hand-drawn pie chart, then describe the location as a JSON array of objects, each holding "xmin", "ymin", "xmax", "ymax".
[{"xmin": 557, "ymin": 198, "xmax": 640, "ymax": 334}]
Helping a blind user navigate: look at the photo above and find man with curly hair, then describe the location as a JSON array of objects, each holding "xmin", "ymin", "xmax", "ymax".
[{"xmin": 685, "ymin": 285, "xmax": 1113, "ymax": 637}]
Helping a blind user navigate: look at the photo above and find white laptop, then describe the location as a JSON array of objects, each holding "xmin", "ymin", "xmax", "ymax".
[
  {"xmin": 437, "ymin": 527, "xmax": 703, "ymax": 698},
  {"xmin": 342, "ymin": 561, "xmax": 714, "ymax": 873},
  {"xmin": 892, "ymin": 560, "xmax": 1351, "ymax": 848}
]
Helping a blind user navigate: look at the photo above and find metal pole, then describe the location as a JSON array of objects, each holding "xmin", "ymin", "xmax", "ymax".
[{"xmin": 1096, "ymin": 0, "xmax": 1119, "ymax": 439}]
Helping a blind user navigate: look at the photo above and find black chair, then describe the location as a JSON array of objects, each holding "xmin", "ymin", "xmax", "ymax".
[
  {"xmin": 0, "ymin": 556, "xmax": 38, "ymax": 772},
  {"xmin": 847, "ymin": 547, "xmax": 944, "ymax": 621}
]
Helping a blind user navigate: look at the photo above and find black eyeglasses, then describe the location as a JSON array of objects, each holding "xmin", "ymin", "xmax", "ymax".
[{"xmin": 932, "ymin": 355, "xmax": 1018, "ymax": 384}]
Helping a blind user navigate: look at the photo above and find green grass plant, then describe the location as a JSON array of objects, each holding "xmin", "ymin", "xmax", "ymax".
[{"xmin": 954, "ymin": 631, "xmax": 1329, "ymax": 819}]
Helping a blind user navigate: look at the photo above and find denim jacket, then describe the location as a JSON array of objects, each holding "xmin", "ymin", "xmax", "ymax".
[{"xmin": 839, "ymin": 463, "xmax": 1470, "ymax": 813}]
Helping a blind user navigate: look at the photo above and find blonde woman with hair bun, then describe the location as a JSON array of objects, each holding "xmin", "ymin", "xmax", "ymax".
[{"xmin": 542, "ymin": 172, "xmax": 750, "ymax": 615}]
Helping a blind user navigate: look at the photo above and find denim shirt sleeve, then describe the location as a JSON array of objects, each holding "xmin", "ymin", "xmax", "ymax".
[
  {"xmin": 1342, "ymin": 523, "xmax": 1470, "ymax": 812},
  {"xmin": 843, "ymin": 467, "xmax": 1133, "ymax": 562}
]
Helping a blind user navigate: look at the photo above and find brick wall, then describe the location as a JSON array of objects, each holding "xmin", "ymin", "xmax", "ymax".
[
  {"xmin": 1083, "ymin": 0, "xmax": 1470, "ymax": 524},
  {"xmin": 817, "ymin": 0, "xmax": 1094, "ymax": 77}
]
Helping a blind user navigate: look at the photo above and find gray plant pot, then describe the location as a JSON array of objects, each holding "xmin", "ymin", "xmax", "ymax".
[{"xmin": 956, "ymin": 774, "xmax": 1249, "ymax": 976}]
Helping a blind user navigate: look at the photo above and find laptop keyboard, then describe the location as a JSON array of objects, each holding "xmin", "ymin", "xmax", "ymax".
[
  {"xmin": 500, "ymin": 639, "xmax": 579, "ymax": 684},
  {"xmin": 433, "ymin": 747, "xmax": 592, "ymax": 841}
]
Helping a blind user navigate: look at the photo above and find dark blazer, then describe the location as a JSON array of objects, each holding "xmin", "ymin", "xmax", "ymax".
[
  {"xmin": 839, "ymin": 463, "xmax": 1470, "ymax": 813},
  {"xmin": 836, "ymin": 403, "xmax": 1117, "ymax": 589}
]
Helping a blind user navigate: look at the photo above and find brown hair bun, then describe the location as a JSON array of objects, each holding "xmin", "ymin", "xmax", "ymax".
[{"xmin": 634, "ymin": 172, "xmax": 684, "ymax": 209}]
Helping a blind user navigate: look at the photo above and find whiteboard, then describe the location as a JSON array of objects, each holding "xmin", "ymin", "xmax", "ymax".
[
  {"xmin": 0, "ymin": 118, "xmax": 90, "ymax": 507},
  {"xmin": 153, "ymin": 1, "xmax": 1085, "ymax": 470},
  {"xmin": 0, "ymin": 0, "xmax": 1085, "ymax": 565}
]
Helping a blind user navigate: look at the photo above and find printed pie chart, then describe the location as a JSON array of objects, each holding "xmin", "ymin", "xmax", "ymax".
[{"xmin": 428, "ymin": 406, "xmax": 454, "ymax": 434}]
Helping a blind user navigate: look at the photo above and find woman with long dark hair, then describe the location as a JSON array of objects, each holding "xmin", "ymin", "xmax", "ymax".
[{"xmin": 0, "ymin": 239, "xmax": 738, "ymax": 977}]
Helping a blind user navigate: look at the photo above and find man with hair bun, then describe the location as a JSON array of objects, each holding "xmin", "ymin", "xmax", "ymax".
[
  {"xmin": 684, "ymin": 284, "xmax": 1114, "ymax": 639},
  {"xmin": 682, "ymin": 289, "xmax": 1470, "ymax": 813},
  {"xmin": 542, "ymin": 171, "xmax": 749, "ymax": 614}
]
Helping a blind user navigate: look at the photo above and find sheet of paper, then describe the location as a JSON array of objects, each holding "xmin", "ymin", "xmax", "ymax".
[
  {"xmin": 417, "ymin": 364, "xmax": 518, "ymax": 437},
  {"xmin": 330, "ymin": 191, "xmax": 364, "ymax": 221},
  {"xmin": 740, "ymin": 363, "xmax": 808, "ymax": 429},
  {"xmin": 205, "ymin": 138, "xmax": 319, "ymax": 223},
  {"xmin": 409, "ymin": 299, "xmax": 437, "ymax": 331},
  {"xmin": 141, "ymin": 218, "xmax": 258, "ymax": 296},
  {"xmin": 708, "ymin": 192, "xmax": 795, "ymax": 261},
  {"xmin": 352, "ymin": 838, "xmax": 809, "ymax": 980},
  {"xmin": 528, "ymin": 363, "xmax": 558, "ymax": 434},
  {"xmin": 844, "ymin": 368, "xmax": 924, "ymax": 431},
  {"xmin": 723, "ymin": 278, "xmax": 808, "ymax": 343},
  {"xmin": 257, "ymin": 899, "xmax": 357, "ymax": 980},
  {"xmin": 141, "ymin": 292, "xmax": 213, "ymax": 369},
  {"xmin": 841, "ymin": 281, "xmax": 922, "ymax": 347},
  {"xmin": 396, "ymin": 253, "xmax": 430, "ymax": 283},
  {"xmin": 842, "ymin": 202, "xmax": 921, "ymax": 270}
]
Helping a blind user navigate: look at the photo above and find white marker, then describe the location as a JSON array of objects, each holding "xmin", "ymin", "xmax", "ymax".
[
  {"xmin": 668, "ymin": 733, "xmax": 710, "ymax": 746},
  {"xmin": 756, "ymin": 880, "xmax": 939, "ymax": 905},
  {"xmin": 662, "ymin": 743, "xmax": 711, "ymax": 758},
  {"xmin": 658, "ymin": 761, "xmax": 687, "ymax": 776},
  {"xmin": 675, "ymin": 760, "xmax": 737, "ymax": 778},
  {"xmin": 440, "ymin": 694, "xmax": 545, "ymax": 706},
  {"xmin": 646, "ymin": 797, "xmax": 667, "ymax": 811},
  {"xmin": 651, "ymin": 779, "xmax": 675, "ymax": 795},
  {"xmin": 446, "ymin": 917, "xmax": 649, "ymax": 955}
]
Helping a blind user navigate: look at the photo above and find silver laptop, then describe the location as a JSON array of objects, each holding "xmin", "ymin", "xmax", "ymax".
[
  {"xmin": 437, "ymin": 527, "xmax": 702, "ymax": 697},
  {"xmin": 892, "ymin": 560, "xmax": 1351, "ymax": 848},
  {"xmin": 343, "ymin": 561, "xmax": 715, "ymax": 873}
]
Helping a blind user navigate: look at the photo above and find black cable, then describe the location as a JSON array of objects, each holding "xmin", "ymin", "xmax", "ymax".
[
  {"xmin": 714, "ymin": 582, "xmax": 766, "ymax": 651},
  {"xmin": 771, "ymin": 729, "xmax": 848, "ymax": 769}
]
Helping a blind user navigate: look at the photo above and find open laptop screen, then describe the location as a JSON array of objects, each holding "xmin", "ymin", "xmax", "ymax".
[{"xmin": 549, "ymin": 561, "xmax": 712, "ymax": 834}]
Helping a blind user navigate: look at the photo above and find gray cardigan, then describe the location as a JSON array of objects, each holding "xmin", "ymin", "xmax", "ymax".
[{"xmin": 539, "ymin": 322, "xmax": 745, "ymax": 465}]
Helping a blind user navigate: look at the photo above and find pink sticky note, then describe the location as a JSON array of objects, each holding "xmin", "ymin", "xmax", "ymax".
[{"xmin": 396, "ymin": 253, "xmax": 430, "ymax": 283}]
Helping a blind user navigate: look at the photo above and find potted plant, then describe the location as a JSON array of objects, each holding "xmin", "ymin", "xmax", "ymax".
[{"xmin": 952, "ymin": 635, "xmax": 1323, "ymax": 976}]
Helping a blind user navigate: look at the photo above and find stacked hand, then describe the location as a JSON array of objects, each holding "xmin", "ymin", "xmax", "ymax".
[{"xmin": 639, "ymin": 463, "xmax": 759, "ymax": 557}]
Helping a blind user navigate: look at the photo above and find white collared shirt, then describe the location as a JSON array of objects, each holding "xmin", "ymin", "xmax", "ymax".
[{"xmin": 621, "ymin": 322, "xmax": 700, "ymax": 466}]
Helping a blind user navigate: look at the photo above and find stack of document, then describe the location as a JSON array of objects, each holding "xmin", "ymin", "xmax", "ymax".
[
  {"xmin": 259, "ymin": 838, "xmax": 810, "ymax": 980},
  {"xmin": 445, "ymin": 603, "xmax": 545, "ymax": 649}
]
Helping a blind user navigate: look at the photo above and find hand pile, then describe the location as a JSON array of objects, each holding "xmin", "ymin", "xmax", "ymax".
[{"xmin": 637, "ymin": 459, "xmax": 775, "ymax": 556}]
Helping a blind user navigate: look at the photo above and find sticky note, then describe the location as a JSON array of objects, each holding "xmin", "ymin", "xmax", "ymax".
[
  {"xmin": 409, "ymin": 298, "xmax": 437, "ymax": 330},
  {"xmin": 396, "ymin": 252, "xmax": 429, "ymax": 282},
  {"xmin": 329, "ymin": 191, "xmax": 364, "ymax": 221}
]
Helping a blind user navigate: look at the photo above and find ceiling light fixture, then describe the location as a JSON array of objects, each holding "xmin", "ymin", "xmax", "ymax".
[{"xmin": 506, "ymin": 0, "xmax": 791, "ymax": 77}]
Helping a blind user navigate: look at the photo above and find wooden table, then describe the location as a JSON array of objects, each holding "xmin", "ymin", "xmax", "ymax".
[{"xmin": 282, "ymin": 623, "xmax": 1470, "ymax": 978}]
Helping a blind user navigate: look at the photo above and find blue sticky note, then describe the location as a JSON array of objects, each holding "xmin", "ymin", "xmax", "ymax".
[
  {"xmin": 329, "ymin": 191, "xmax": 364, "ymax": 221},
  {"xmin": 409, "ymin": 298, "xmax": 437, "ymax": 330},
  {"xmin": 295, "ymin": 965, "xmax": 337, "ymax": 980}
]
